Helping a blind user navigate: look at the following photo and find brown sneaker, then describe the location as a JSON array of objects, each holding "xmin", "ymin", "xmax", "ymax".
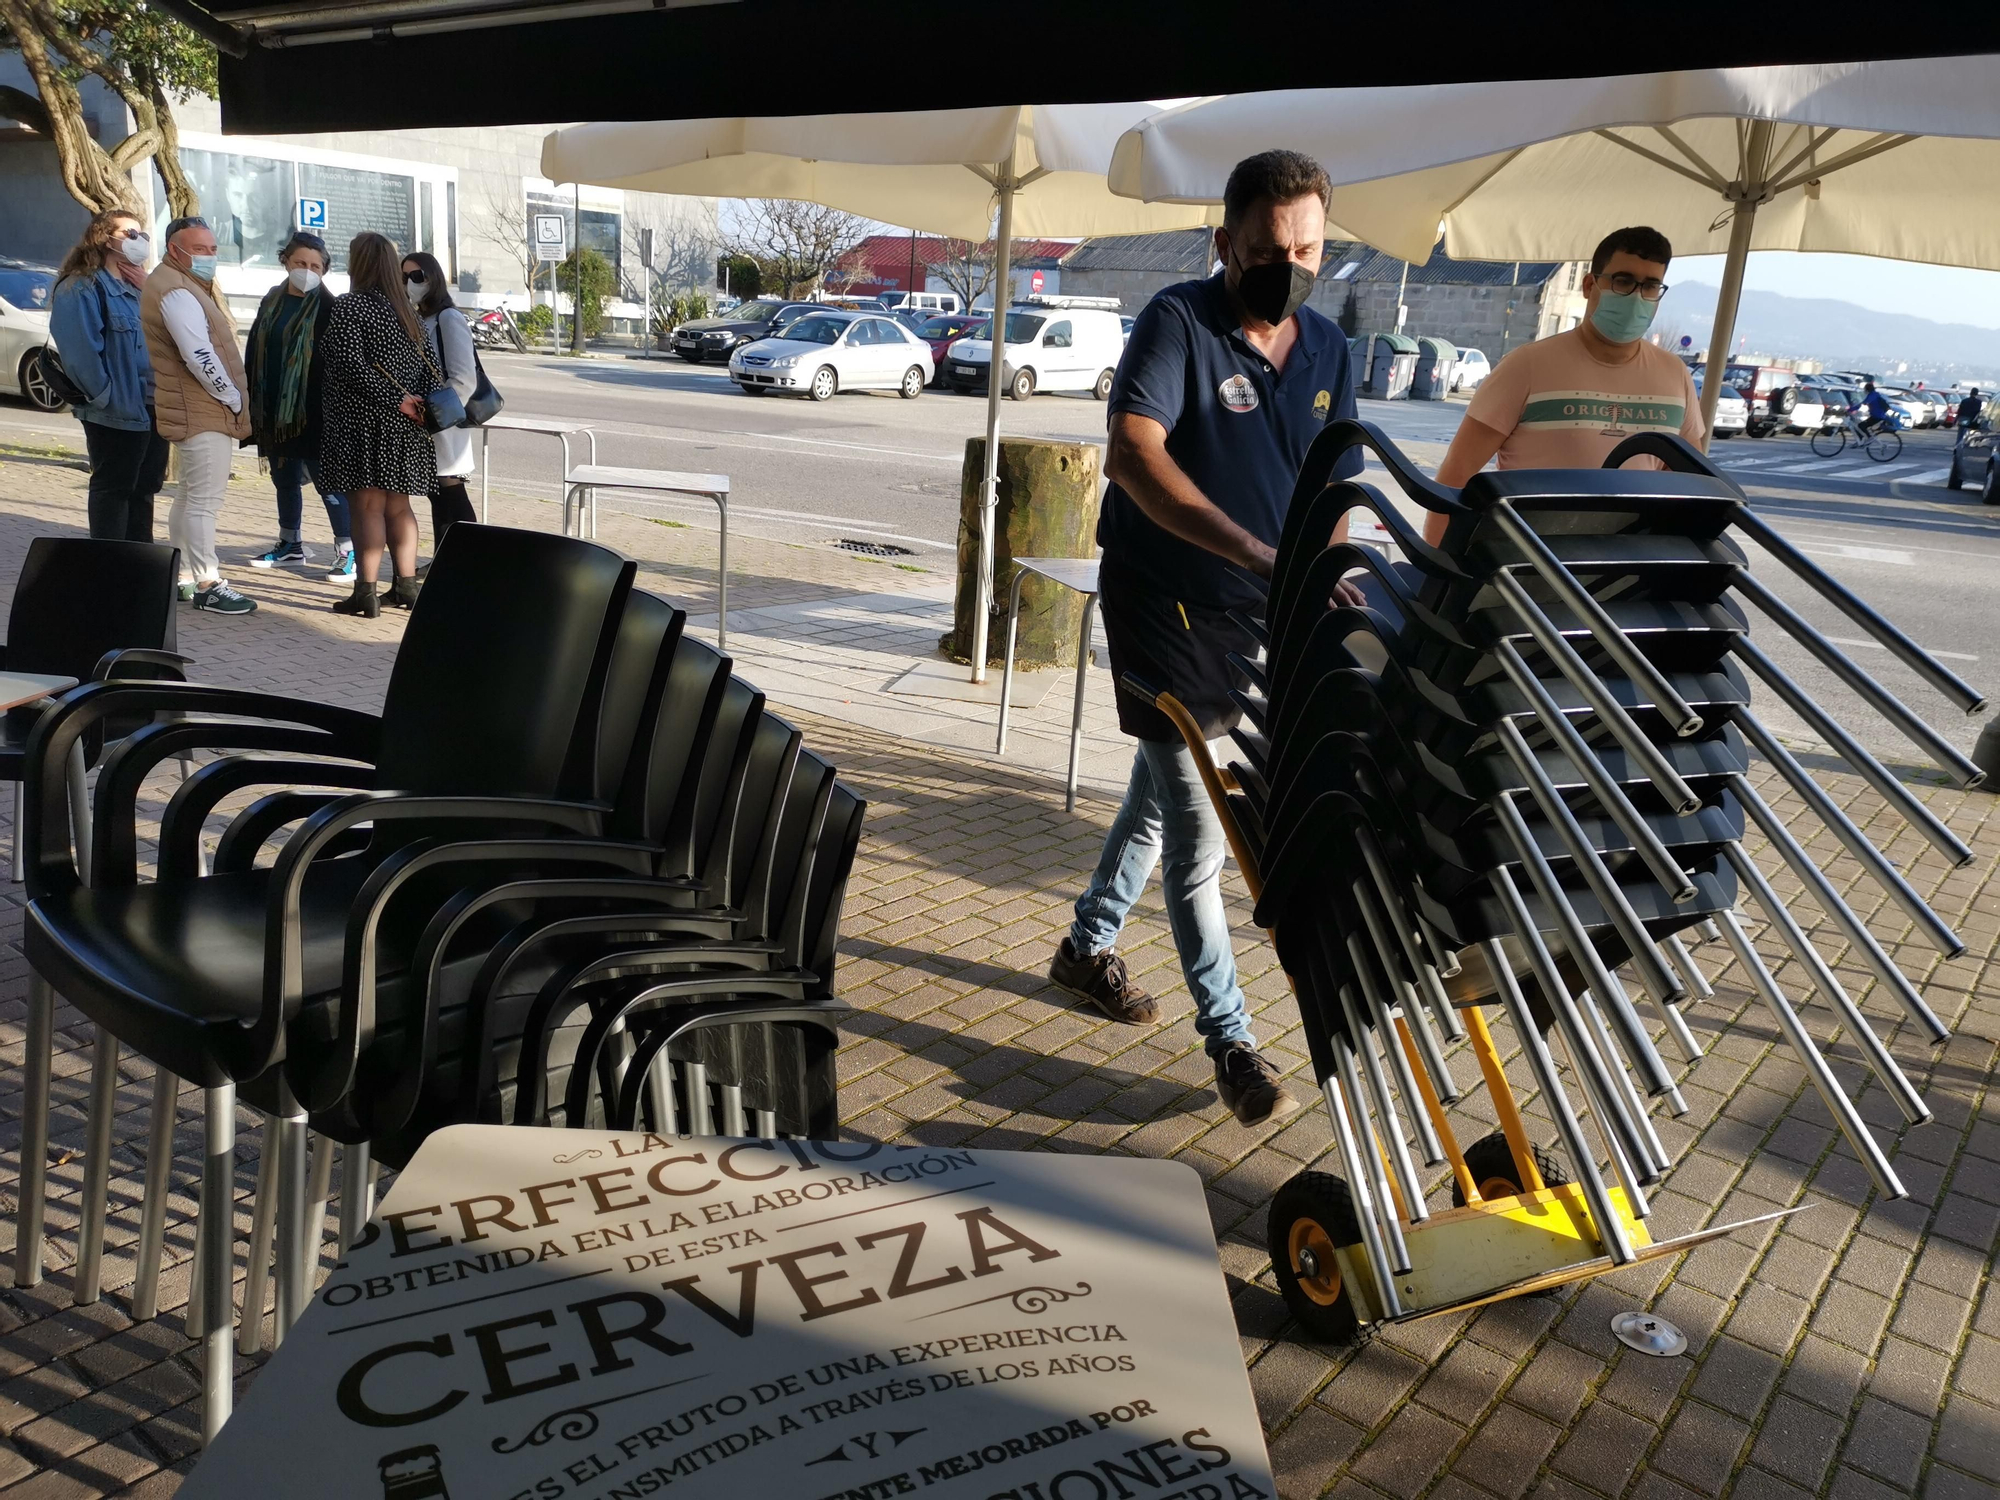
[
  {"xmin": 1049, "ymin": 938, "xmax": 1159, "ymax": 1024},
  {"xmin": 1214, "ymin": 1042, "xmax": 1301, "ymax": 1126}
]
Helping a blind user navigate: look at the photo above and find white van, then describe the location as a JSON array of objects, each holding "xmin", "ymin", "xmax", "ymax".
[
  {"xmin": 943, "ymin": 296, "xmax": 1126, "ymax": 400},
  {"xmin": 880, "ymin": 291, "xmax": 962, "ymax": 316}
]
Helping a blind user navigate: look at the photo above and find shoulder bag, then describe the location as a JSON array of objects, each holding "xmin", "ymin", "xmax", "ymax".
[{"xmin": 378, "ymin": 323, "xmax": 464, "ymax": 434}]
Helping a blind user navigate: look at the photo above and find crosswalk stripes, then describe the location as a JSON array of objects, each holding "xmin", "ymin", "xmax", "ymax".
[
  {"xmin": 1717, "ymin": 456, "xmax": 1949, "ymax": 487},
  {"xmin": 1905, "ymin": 469, "xmax": 1952, "ymax": 485}
]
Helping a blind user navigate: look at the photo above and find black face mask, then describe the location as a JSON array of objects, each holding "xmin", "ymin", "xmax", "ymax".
[{"xmin": 1231, "ymin": 248, "xmax": 1315, "ymax": 325}]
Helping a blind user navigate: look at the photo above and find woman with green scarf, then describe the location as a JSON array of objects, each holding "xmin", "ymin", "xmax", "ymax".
[{"xmin": 245, "ymin": 231, "xmax": 354, "ymax": 578}]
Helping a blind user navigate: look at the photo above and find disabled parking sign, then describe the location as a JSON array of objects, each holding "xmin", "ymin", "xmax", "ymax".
[{"xmin": 178, "ymin": 1126, "xmax": 1275, "ymax": 1500}]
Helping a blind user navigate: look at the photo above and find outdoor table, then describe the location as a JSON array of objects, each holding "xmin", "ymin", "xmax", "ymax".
[
  {"xmin": 563, "ymin": 463, "xmax": 732, "ymax": 647},
  {"xmin": 475, "ymin": 414, "xmax": 599, "ymax": 525},
  {"xmin": 994, "ymin": 556, "xmax": 1100, "ymax": 812},
  {"xmin": 1, "ymin": 672, "xmax": 84, "ymax": 883}
]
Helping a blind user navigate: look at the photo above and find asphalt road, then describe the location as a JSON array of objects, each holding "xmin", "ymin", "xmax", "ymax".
[{"xmin": 2, "ymin": 357, "xmax": 1993, "ymax": 773}]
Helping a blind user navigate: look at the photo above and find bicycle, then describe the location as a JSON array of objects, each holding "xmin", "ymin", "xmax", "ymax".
[{"xmin": 1810, "ymin": 408, "xmax": 1904, "ymax": 462}]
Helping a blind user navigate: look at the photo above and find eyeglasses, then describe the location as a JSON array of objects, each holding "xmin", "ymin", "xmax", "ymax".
[
  {"xmin": 1598, "ymin": 271, "xmax": 1669, "ymax": 301},
  {"xmin": 403, "ymin": 270, "xmax": 427, "ymax": 284},
  {"xmin": 117, "ymin": 228, "xmax": 149, "ymax": 242}
]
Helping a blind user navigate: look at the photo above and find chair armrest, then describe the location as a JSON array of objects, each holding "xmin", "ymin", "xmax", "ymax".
[
  {"xmin": 93, "ymin": 724, "xmax": 368, "ymax": 888},
  {"xmin": 214, "ymin": 791, "xmax": 369, "ymax": 874},
  {"xmin": 161, "ymin": 757, "xmax": 378, "ymax": 882},
  {"xmin": 92, "ymin": 647, "xmax": 193, "ymax": 682},
  {"xmin": 324, "ymin": 842, "xmax": 662, "ymax": 1129},
  {"xmin": 25, "ymin": 681, "xmax": 380, "ymax": 898},
  {"xmin": 263, "ymin": 795, "xmax": 611, "ymax": 1105}
]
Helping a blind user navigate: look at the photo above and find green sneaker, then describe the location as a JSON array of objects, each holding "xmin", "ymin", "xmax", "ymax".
[{"xmin": 192, "ymin": 580, "xmax": 257, "ymax": 616}]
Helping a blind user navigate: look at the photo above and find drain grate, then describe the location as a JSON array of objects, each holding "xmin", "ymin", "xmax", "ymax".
[{"xmin": 832, "ymin": 538, "xmax": 916, "ymax": 557}]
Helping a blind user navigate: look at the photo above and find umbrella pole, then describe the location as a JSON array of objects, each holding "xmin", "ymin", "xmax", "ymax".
[
  {"xmin": 1698, "ymin": 119, "xmax": 1773, "ymax": 437},
  {"xmin": 970, "ymin": 175, "xmax": 1017, "ymax": 684}
]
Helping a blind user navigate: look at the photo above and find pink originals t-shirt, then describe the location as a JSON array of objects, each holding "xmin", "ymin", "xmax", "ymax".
[{"xmin": 1466, "ymin": 328, "xmax": 1706, "ymax": 471}]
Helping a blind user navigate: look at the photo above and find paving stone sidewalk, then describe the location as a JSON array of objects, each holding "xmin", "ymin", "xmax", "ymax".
[{"xmin": 0, "ymin": 450, "xmax": 1995, "ymax": 1498}]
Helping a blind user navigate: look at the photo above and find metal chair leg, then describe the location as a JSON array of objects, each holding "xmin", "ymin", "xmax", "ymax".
[
  {"xmin": 1066, "ymin": 594, "xmax": 1097, "ymax": 813},
  {"xmin": 199, "ymin": 1085, "xmax": 236, "ymax": 1446},
  {"xmin": 237, "ymin": 1126, "xmax": 280, "ymax": 1356},
  {"xmin": 337, "ymin": 1141, "xmax": 374, "ymax": 1257},
  {"xmin": 995, "ymin": 567, "xmax": 1027, "ymax": 755},
  {"xmin": 10, "ymin": 780, "xmax": 23, "ymax": 882},
  {"xmin": 304, "ymin": 1133, "xmax": 334, "ymax": 1284},
  {"xmin": 272, "ymin": 1108, "xmax": 309, "ymax": 1345},
  {"xmin": 13, "ymin": 971, "xmax": 55, "ymax": 1287},
  {"xmin": 131, "ymin": 1066, "xmax": 179, "ymax": 1321},
  {"xmin": 73, "ymin": 1027, "xmax": 121, "ymax": 1305}
]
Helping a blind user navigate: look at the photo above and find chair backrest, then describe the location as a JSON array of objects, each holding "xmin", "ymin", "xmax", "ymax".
[
  {"xmin": 610, "ymin": 632, "xmax": 729, "ymax": 843},
  {"xmin": 372, "ymin": 525, "xmax": 634, "ymax": 797},
  {"xmin": 5, "ymin": 538, "xmax": 179, "ymax": 677},
  {"xmin": 799, "ymin": 780, "xmax": 866, "ymax": 985},
  {"xmin": 583, "ymin": 590, "xmax": 685, "ymax": 807},
  {"xmin": 659, "ymin": 673, "xmax": 762, "ymax": 883},
  {"xmin": 706, "ymin": 709, "xmax": 802, "ymax": 913}
]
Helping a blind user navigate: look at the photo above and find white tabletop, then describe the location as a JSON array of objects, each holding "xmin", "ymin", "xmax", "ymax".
[
  {"xmin": 0, "ymin": 672, "xmax": 78, "ymax": 712},
  {"xmin": 482, "ymin": 413, "xmax": 594, "ymax": 436},
  {"xmin": 1013, "ymin": 556, "xmax": 1101, "ymax": 595},
  {"xmin": 566, "ymin": 463, "xmax": 730, "ymax": 497}
]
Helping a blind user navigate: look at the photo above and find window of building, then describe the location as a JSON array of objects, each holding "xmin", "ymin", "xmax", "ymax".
[
  {"xmin": 163, "ymin": 149, "xmax": 293, "ymax": 267},
  {"xmin": 299, "ymin": 163, "xmax": 418, "ymax": 271}
]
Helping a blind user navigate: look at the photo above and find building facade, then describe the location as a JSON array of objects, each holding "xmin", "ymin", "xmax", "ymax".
[
  {"xmin": 0, "ymin": 66, "xmax": 717, "ymax": 326},
  {"xmin": 1058, "ymin": 230, "xmax": 1589, "ymax": 359},
  {"xmin": 837, "ymin": 234, "xmax": 1074, "ymax": 309}
]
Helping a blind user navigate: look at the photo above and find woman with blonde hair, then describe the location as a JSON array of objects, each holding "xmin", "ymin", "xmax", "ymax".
[
  {"xmin": 49, "ymin": 207, "xmax": 167, "ymax": 540},
  {"xmin": 318, "ymin": 230, "xmax": 437, "ymax": 616}
]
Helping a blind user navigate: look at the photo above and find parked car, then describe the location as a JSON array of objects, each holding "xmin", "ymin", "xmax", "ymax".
[
  {"xmin": 1877, "ymin": 387, "xmax": 1932, "ymax": 428},
  {"xmin": 913, "ymin": 312, "xmax": 987, "ymax": 383},
  {"xmin": 671, "ymin": 298, "xmax": 820, "ymax": 362},
  {"xmin": 1452, "ymin": 346, "xmax": 1493, "ymax": 393},
  {"xmin": 944, "ymin": 299, "xmax": 1127, "ymax": 400},
  {"xmin": 727, "ymin": 309, "xmax": 934, "ymax": 400},
  {"xmin": 816, "ymin": 295, "xmax": 890, "ymax": 313},
  {"xmin": 1722, "ymin": 362, "xmax": 1822, "ymax": 436},
  {"xmin": 879, "ymin": 290, "xmax": 963, "ymax": 317},
  {"xmin": 0, "ymin": 259, "xmax": 64, "ymax": 412},
  {"xmin": 1120, "ymin": 315, "xmax": 1135, "ymax": 343},
  {"xmin": 1691, "ymin": 373, "xmax": 1748, "ymax": 438}
]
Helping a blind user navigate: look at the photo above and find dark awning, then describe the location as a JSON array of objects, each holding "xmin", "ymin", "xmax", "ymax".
[{"xmin": 157, "ymin": 0, "xmax": 2000, "ymax": 136}]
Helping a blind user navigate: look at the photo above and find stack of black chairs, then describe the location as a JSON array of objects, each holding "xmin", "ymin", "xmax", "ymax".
[
  {"xmin": 1200, "ymin": 421, "xmax": 1978, "ymax": 1330},
  {"xmin": 10, "ymin": 525, "xmax": 864, "ymax": 1444}
]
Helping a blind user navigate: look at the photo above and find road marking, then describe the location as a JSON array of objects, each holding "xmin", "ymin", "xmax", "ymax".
[
  {"xmin": 584, "ymin": 489, "xmax": 955, "ymax": 550},
  {"xmin": 1793, "ymin": 542, "xmax": 1913, "ymax": 565},
  {"xmin": 1905, "ymin": 469, "xmax": 1952, "ymax": 485},
  {"xmin": 1827, "ymin": 635, "xmax": 1978, "ymax": 662}
]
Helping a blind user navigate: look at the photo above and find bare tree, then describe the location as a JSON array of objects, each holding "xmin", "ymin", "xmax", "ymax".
[
  {"xmin": 725, "ymin": 198, "xmax": 869, "ymax": 299},
  {"xmin": 465, "ymin": 177, "xmax": 548, "ymax": 297},
  {"xmin": 928, "ymin": 237, "xmax": 996, "ymax": 311},
  {"xmin": 622, "ymin": 195, "xmax": 720, "ymax": 301}
]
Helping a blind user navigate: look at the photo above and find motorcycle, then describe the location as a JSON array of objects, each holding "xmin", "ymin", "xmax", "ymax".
[{"xmin": 469, "ymin": 306, "xmax": 527, "ymax": 353}]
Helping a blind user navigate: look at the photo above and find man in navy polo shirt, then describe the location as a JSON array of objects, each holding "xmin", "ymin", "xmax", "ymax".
[{"xmin": 1047, "ymin": 149, "xmax": 1362, "ymax": 1126}]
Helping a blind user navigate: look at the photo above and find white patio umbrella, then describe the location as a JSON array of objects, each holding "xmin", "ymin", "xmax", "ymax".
[
  {"xmin": 542, "ymin": 105, "xmax": 1215, "ymax": 682},
  {"xmin": 1107, "ymin": 57, "xmax": 2000, "ymax": 432}
]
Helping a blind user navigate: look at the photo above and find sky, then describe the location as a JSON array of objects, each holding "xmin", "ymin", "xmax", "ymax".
[{"xmin": 1673, "ymin": 252, "xmax": 2000, "ymax": 331}]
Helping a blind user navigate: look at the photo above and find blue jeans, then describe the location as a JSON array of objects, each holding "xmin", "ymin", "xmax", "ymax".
[
  {"xmin": 1069, "ymin": 738, "xmax": 1252, "ymax": 1055},
  {"xmin": 272, "ymin": 455, "xmax": 351, "ymax": 542}
]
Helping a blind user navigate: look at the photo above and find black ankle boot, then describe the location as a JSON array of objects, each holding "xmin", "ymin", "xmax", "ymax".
[
  {"xmin": 387, "ymin": 575, "xmax": 422, "ymax": 611},
  {"xmin": 331, "ymin": 579, "xmax": 380, "ymax": 618}
]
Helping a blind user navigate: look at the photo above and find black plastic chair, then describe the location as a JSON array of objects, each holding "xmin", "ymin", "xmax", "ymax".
[
  {"xmin": 2, "ymin": 538, "xmax": 189, "ymax": 882},
  {"xmin": 15, "ymin": 524, "xmax": 635, "ymax": 1446}
]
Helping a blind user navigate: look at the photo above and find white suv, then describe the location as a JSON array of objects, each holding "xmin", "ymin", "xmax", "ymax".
[{"xmin": 944, "ymin": 296, "xmax": 1126, "ymax": 400}]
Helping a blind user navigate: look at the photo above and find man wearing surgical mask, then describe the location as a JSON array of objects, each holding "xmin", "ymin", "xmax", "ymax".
[
  {"xmin": 140, "ymin": 215, "xmax": 257, "ymax": 613},
  {"xmin": 1048, "ymin": 149, "xmax": 1361, "ymax": 1127},
  {"xmin": 1428, "ymin": 226, "xmax": 1704, "ymax": 543}
]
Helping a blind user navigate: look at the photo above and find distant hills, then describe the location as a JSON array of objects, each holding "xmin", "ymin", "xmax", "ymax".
[{"xmin": 1658, "ymin": 283, "xmax": 2000, "ymax": 378}]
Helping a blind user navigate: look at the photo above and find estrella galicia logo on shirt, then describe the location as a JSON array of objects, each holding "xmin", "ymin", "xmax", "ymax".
[
  {"xmin": 1313, "ymin": 389, "xmax": 1332, "ymax": 421},
  {"xmin": 1218, "ymin": 373, "xmax": 1259, "ymax": 413},
  {"xmin": 1518, "ymin": 391, "xmax": 1684, "ymax": 434}
]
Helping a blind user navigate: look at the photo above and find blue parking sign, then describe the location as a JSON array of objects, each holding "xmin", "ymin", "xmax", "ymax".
[{"xmin": 297, "ymin": 197, "xmax": 328, "ymax": 231}]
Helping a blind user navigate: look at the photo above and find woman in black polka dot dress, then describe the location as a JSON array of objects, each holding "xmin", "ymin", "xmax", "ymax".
[{"xmin": 319, "ymin": 230, "xmax": 437, "ymax": 617}]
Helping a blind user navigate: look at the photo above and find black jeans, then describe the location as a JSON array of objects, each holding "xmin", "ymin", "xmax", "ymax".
[
  {"xmin": 429, "ymin": 477, "xmax": 476, "ymax": 543},
  {"xmin": 81, "ymin": 418, "xmax": 169, "ymax": 542}
]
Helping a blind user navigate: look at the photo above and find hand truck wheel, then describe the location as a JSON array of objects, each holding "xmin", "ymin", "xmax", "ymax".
[
  {"xmin": 1270, "ymin": 1170, "xmax": 1364, "ymax": 1344},
  {"xmin": 1450, "ymin": 1129, "xmax": 1569, "ymax": 1208}
]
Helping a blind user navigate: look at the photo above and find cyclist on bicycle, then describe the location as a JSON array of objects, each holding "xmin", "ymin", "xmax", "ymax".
[{"xmin": 1851, "ymin": 382, "xmax": 1893, "ymax": 438}]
